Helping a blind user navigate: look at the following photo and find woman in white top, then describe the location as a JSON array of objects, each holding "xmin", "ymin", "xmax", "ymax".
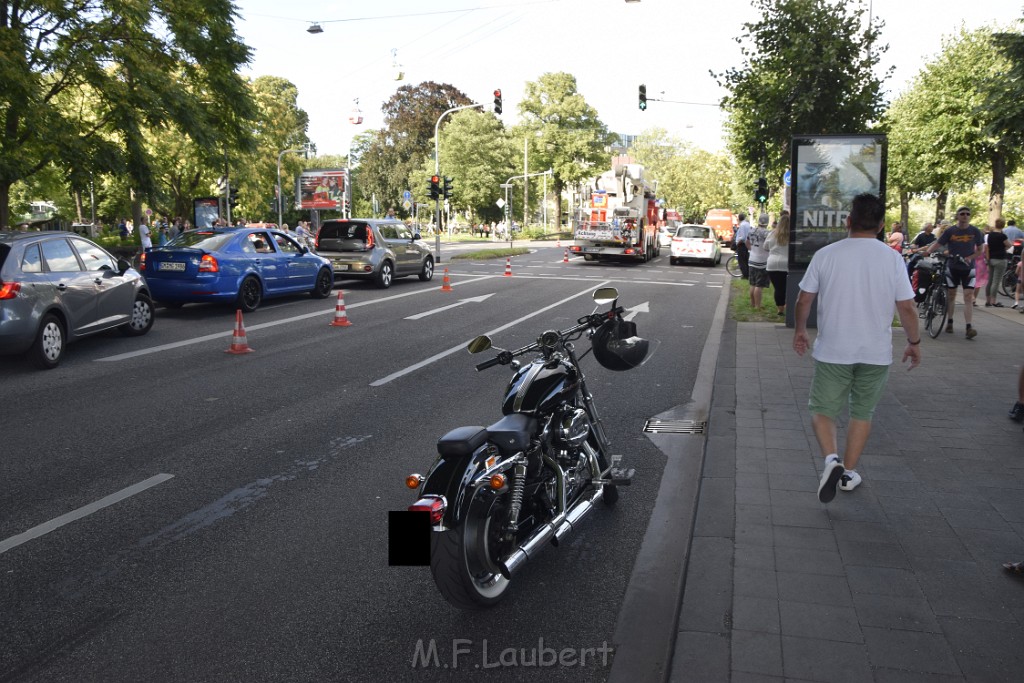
[{"xmin": 764, "ymin": 210, "xmax": 790, "ymax": 316}]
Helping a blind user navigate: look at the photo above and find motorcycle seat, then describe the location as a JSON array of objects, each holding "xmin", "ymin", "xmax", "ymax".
[
  {"xmin": 486, "ymin": 413, "xmax": 538, "ymax": 457},
  {"xmin": 437, "ymin": 426, "xmax": 488, "ymax": 457}
]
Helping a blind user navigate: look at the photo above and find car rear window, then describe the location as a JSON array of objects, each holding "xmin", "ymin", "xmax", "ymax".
[
  {"xmin": 0, "ymin": 244, "xmax": 9, "ymax": 272},
  {"xmin": 168, "ymin": 231, "xmax": 234, "ymax": 251},
  {"xmin": 677, "ymin": 227, "xmax": 710, "ymax": 239},
  {"xmin": 319, "ymin": 222, "xmax": 369, "ymax": 241},
  {"xmin": 318, "ymin": 221, "xmax": 371, "ymax": 251}
]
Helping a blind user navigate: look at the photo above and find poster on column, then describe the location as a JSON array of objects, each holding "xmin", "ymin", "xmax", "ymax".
[
  {"xmin": 788, "ymin": 134, "xmax": 887, "ymax": 269},
  {"xmin": 296, "ymin": 169, "xmax": 347, "ymax": 210}
]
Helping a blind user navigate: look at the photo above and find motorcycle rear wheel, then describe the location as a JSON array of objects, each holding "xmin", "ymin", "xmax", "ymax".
[{"xmin": 430, "ymin": 487, "xmax": 511, "ymax": 609}]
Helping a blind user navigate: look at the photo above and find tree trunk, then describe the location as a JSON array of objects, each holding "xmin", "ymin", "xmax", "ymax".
[
  {"xmin": 988, "ymin": 150, "xmax": 1006, "ymax": 226},
  {"xmin": 554, "ymin": 177, "xmax": 564, "ymax": 229},
  {"xmin": 935, "ymin": 189, "xmax": 948, "ymax": 224},
  {"xmin": 74, "ymin": 190, "xmax": 84, "ymax": 223},
  {"xmin": 131, "ymin": 188, "xmax": 142, "ymax": 228},
  {"xmin": 0, "ymin": 181, "xmax": 10, "ymax": 229},
  {"xmin": 900, "ymin": 191, "xmax": 909, "ymax": 230}
]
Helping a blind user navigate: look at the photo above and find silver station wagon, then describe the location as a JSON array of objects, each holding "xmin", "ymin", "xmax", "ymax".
[
  {"xmin": 0, "ymin": 231, "xmax": 154, "ymax": 369},
  {"xmin": 315, "ymin": 219, "xmax": 434, "ymax": 288}
]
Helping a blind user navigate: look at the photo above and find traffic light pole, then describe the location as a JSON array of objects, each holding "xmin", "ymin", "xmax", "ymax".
[{"xmin": 433, "ymin": 103, "xmax": 485, "ymax": 262}]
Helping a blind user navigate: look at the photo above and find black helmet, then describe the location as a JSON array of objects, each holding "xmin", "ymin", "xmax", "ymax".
[{"xmin": 592, "ymin": 318, "xmax": 651, "ymax": 371}]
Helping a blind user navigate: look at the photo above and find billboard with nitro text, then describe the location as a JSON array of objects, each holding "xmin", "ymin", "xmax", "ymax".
[
  {"xmin": 789, "ymin": 135, "xmax": 887, "ymax": 268},
  {"xmin": 297, "ymin": 169, "xmax": 347, "ymax": 210}
]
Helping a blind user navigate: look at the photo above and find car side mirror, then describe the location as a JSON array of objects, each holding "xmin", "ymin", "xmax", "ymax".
[
  {"xmin": 412, "ymin": 232, "xmax": 421, "ymax": 241},
  {"xmin": 117, "ymin": 257, "xmax": 133, "ymax": 274}
]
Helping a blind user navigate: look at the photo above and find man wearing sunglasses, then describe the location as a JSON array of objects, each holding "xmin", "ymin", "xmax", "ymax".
[{"xmin": 924, "ymin": 206, "xmax": 985, "ymax": 338}]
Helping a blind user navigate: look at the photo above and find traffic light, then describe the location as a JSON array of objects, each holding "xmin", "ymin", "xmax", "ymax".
[
  {"xmin": 493, "ymin": 89, "xmax": 502, "ymax": 115},
  {"xmin": 639, "ymin": 84, "xmax": 647, "ymax": 111},
  {"xmin": 428, "ymin": 175, "xmax": 440, "ymax": 200},
  {"xmin": 443, "ymin": 176, "xmax": 453, "ymax": 199},
  {"xmin": 755, "ymin": 177, "xmax": 769, "ymax": 204},
  {"xmin": 228, "ymin": 187, "xmax": 239, "ymax": 209}
]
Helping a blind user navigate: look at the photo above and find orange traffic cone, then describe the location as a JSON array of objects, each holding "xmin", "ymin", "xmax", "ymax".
[
  {"xmin": 440, "ymin": 267, "xmax": 453, "ymax": 292},
  {"xmin": 563, "ymin": 249, "xmax": 569, "ymax": 263},
  {"xmin": 329, "ymin": 290, "xmax": 353, "ymax": 327},
  {"xmin": 225, "ymin": 309, "xmax": 254, "ymax": 354},
  {"xmin": 504, "ymin": 257, "xmax": 512, "ymax": 277}
]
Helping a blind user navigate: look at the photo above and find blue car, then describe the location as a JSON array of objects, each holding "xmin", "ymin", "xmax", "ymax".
[{"xmin": 142, "ymin": 228, "xmax": 334, "ymax": 312}]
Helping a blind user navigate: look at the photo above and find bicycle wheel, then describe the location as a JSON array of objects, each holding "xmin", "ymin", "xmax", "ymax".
[
  {"xmin": 926, "ymin": 287, "xmax": 947, "ymax": 339},
  {"xmin": 726, "ymin": 255, "xmax": 741, "ymax": 278},
  {"xmin": 1000, "ymin": 268, "xmax": 1017, "ymax": 298}
]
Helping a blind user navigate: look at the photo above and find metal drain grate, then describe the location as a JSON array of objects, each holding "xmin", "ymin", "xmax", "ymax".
[{"xmin": 643, "ymin": 419, "xmax": 707, "ymax": 434}]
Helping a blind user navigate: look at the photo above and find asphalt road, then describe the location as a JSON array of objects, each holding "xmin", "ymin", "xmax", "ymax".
[{"xmin": 0, "ymin": 246, "xmax": 725, "ymax": 682}]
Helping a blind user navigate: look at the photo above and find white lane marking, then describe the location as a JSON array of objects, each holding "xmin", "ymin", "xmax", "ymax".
[
  {"xmin": 623, "ymin": 302, "xmax": 650, "ymax": 322},
  {"xmin": 369, "ymin": 281, "xmax": 610, "ymax": 386},
  {"xmin": 96, "ymin": 276, "xmax": 496, "ymax": 361},
  {"xmin": 404, "ymin": 293, "xmax": 495, "ymax": 320},
  {"xmin": 0, "ymin": 473, "xmax": 174, "ymax": 555}
]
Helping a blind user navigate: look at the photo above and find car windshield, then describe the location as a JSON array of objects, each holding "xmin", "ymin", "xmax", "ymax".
[
  {"xmin": 676, "ymin": 226, "xmax": 710, "ymax": 239},
  {"xmin": 167, "ymin": 231, "xmax": 235, "ymax": 251}
]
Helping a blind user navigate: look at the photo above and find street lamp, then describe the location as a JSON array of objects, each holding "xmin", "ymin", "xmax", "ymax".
[{"xmin": 277, "ymin": 147, "xmax": 305, "ymax": 229}]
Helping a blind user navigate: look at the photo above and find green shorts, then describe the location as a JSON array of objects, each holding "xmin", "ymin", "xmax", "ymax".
[{"xmin": 808, "ymin": 361, "xmax": 890, "ymax": 421}]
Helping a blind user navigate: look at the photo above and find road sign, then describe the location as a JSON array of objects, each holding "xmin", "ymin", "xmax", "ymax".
[
  {"xmin": 496, "ymin": 198, "xmax": 506, "ymax": 209},
  {"xmin": 402, "ymin": 200, "xmax": 411, "ymax": 211},
  {"xmin": 403, "ymin": 190, "xmax": 412, "ymax": 200},
  {"xmin": 783, "ymin": 169, "xmax": 791, "ymax": 187}
]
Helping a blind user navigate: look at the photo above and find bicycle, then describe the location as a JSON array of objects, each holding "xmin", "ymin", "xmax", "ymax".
[
  {"xmin": 999, "ymin": 252, "xmax": 1020, "ymax": 297},
  {"xmin": 918, "ymin": 253, "xmax": 950, "ymax": 339},
  {"xmin": 726, "ymin": 254, "xmax": 742, "ymax": 278}
]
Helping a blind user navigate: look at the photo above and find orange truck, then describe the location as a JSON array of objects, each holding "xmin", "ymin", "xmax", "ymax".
[
  {"xmin": 704, "ymin": 209, "xmax": 735, "ymax": 244},
  {"xmin": 570, "ymin": 163, "xmax": 660, "ymax": 262}
]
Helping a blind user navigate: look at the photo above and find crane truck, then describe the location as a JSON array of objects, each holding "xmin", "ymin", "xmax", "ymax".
[{"xmin": 569, "ymin": 163, "xmax": 660, "ymax": 263}]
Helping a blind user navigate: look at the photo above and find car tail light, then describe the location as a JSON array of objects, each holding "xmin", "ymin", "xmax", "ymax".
[
  {"xmin": 624, "ymin": 248, "xmax": 635, "ymax": 255},
  {"xmin": 364, "ymin": 229, "xmax": 374, "ymax": 250},
  {"xmin": 139, "ymin": 253, "xmax": 147, "ymax": 270},
  {"xmin": 0, "ymin": 281, "xmax": 22, "ymax": 299},
  {"xmin": 409, "ymin": 495, "xmax": 446, "ymax": 524},
  {"xmin": 198, "ymin": 254, "xmax": 219, "ymax": 272},
  {"xmin": 569, "ymin": 245, "xmax": 581, "ymax": 253}
]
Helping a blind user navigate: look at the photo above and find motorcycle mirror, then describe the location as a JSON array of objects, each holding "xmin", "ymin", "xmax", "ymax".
[
  {"xmin": 467, "ymin": 336, "xmax": 493, "ymax": 354},
  {"xmin": 593, "ymin": 287, "xmax": 619, "ymax": 305}
]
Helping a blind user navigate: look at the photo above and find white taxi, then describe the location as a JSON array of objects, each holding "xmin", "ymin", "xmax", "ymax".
[{"xmin": 669, "ymin": 224, "xmax": 722, "ymax": 267}]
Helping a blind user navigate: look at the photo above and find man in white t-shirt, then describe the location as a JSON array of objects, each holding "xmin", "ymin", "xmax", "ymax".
[{"xmin": 793, "ymin": 193, "xmax": 921, "ymax": 504}]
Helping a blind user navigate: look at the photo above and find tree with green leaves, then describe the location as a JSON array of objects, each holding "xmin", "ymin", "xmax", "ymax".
[
  {"xmin": 417, "ymin": 109, "xmax": 517, "ymax": 224},
  {"xmin": 885, "ymin": 25, "xmax": 1020, "ymax": 224},
  {"xmin": 630, "ymin": 128, "xmax": 735, "ymax": 222},
  {"xmin": 0, "ymin": 0, "xmax": 255, "ymax": 228},
  {"xmin": 713, "ymin": 0, "xmax": 889, "ymax": 194},
  {"xmin": 518, "ymin": 72, "xmax": 617, "ymax": 226},
  {"xmin": 358, "ymin": 82, "xmax": 472, "ymax": 214}
]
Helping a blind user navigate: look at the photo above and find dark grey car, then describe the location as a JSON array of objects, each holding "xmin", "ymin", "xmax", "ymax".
[
  {"xmin": 0, "ymin": 231, "xmax": 154, "ymax": 369},
  {"xmin": 315, "ymin": 219, "xmax": 434, "ymax": 288}
]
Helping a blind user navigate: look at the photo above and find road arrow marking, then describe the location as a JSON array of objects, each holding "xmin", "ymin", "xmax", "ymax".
[
  {"xmin": 623, "ymin": 301, "xmax": 650, "ymax": 322},
  {"xmin": 405, "ymin": 293, "xmax": 495, "ymax": 320}
]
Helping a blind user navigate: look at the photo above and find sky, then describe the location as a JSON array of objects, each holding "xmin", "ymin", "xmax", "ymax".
[{"xmin": 232, "ymin": 0, "xmax": 1022, "ymax": 158}]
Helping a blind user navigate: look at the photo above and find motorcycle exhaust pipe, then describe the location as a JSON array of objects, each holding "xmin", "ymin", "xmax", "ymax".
[
  {"xmin": 553, "ymin": 487, "xmax": 603, "ymax": 545},
  {"xmin": 499, "ymin": 486, "xmax": 605, "ymax": 579}
]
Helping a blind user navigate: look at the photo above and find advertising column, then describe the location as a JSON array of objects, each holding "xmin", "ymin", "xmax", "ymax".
[{"xmin": 786, "ymin": 134, "xmax": 887, "ymax": 327}]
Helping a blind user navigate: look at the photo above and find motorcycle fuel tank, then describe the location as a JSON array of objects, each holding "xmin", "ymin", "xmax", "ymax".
[{"xmin": 502, "ymin": 358, "xmax": 579, "ymax": 415}]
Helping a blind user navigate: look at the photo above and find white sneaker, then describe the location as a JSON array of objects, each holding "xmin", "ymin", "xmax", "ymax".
[
  {"xmin": 817, "ymin": 455, "xmax": 844, "ymax": 503},
  {"xmin": 839, "ymin": 470, "xmax": 862, "ymax": 492}
]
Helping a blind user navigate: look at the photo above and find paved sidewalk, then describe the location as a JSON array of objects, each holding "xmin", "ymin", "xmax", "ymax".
[{"xmin": 670, "ymin": 302, "xmax": 1024, "ymax": 682}]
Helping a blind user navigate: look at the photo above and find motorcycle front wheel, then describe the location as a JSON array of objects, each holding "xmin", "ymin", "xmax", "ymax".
[{"xmin": 431, "ymin": 487, "xmax": 512, "ymax": 609}]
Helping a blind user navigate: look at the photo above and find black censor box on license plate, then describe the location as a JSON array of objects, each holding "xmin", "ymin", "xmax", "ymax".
[{"xmin": 388, "ymin": 511, "xmax": 430, "ymax": 566}]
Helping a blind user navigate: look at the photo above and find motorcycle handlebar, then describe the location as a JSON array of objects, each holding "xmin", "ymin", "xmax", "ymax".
[{"xmin": 474, "ymin": 306, "xmax": 624, "ymax": 371}]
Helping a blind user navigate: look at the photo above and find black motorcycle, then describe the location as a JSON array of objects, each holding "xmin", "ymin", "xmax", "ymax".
[{"xmin": 403, "ymin": 287, "xmax": 653, "ymax": 609}]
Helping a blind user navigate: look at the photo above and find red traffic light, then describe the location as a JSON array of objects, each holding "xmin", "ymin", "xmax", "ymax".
[
  {"xmin": 493, "ymin": 89, "xmax": 501, "ymax": 98},
  {"xmin": 430, "ymin": 175, "xmax": 440, "ymax": 183}
]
